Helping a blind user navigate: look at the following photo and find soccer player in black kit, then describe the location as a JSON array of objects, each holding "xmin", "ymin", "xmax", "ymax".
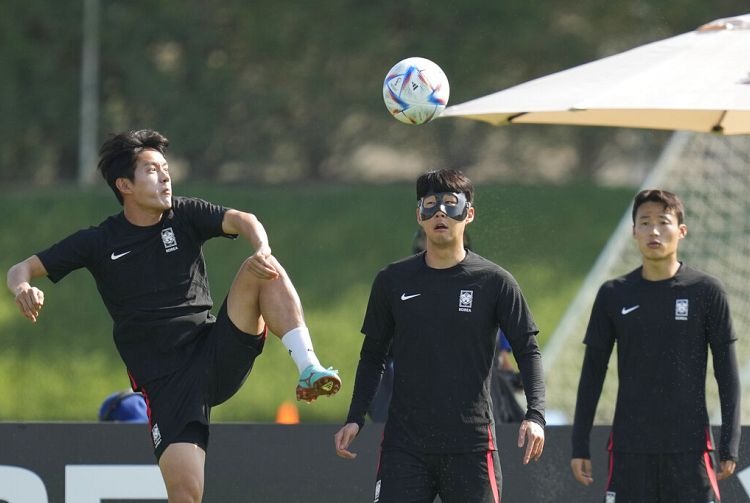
[
  {"xmin": 571, "ymin": 189, "xmax": 741, "ymax": 503},
  {"xmin": 334, "ymin": 169, "xmax": 546, "ymax": 503},
  {"xmin": 7, "ymin": 129, "xmax": 341, "ymax": 503}
]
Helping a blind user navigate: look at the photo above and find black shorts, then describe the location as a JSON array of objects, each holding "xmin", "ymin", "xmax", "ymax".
[
  {"xmin": 133, "ymin": 300, "xmax": 266, "ymax": 460},
  {"xmin": 373, "ymin": 447, "xmax": 502, "ymax": 503},
  {"xmin": 606, "ymin": 450, "xmax": 721, "ymax": 503}
]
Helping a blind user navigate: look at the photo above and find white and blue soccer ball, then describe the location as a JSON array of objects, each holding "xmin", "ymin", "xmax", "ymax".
[{"xmin": 383, "ymin": 57, "xmax": 450, "ymax": 125}]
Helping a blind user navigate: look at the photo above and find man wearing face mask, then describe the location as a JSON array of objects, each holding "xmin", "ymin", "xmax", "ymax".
[{"xmin": 334, "ymin": 169, "xmax": 546, "ymax": 503}]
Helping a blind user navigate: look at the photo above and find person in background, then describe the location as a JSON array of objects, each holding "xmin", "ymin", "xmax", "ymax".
[
  {"xmin": 491, "ymin": 331, "xmax": 526, "ymax": 424},
  {"xmin": 335, "ymin": 169, "xmax": 545, "ymax": 502},
  {"xmin": 570, "ymin": 189, "xmax": 740, "ymax": 503},
  {"xmin": 99, "ymin": 390, "xmax": 149, "ymax": 423}
]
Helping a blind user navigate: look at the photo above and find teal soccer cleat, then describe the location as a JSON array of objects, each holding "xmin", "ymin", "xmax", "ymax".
[{"xmin": 296, "ymin": 364, "xmax": 341, "ymax": 402}]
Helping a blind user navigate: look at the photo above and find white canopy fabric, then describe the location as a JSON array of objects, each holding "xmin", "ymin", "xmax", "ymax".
[{"xmin": 441, "ymin": 14, "xmax": 750, "ymax": 135}]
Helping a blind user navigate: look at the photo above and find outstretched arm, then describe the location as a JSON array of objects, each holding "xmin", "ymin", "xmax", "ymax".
[{"xmin": 7, "ymin": 256, "xmax": 48, "ymax": 323}]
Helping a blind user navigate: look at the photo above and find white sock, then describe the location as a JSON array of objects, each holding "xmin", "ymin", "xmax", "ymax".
[{"xmin": 281, "ymin": 326, "xmax": 320, "ymax": 373}]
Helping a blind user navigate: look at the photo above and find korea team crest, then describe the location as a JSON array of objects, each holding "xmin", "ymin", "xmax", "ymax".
[
  {"xmin": 675, "ymin": 299, "xmax": 688, "ymax": 321},
  {"xmin": 161, "ymin": 227, "xmax": 178, "ymax": 253},
  {"xmin": 459, "ymin": 290, "xmax": 473, "ymax": 312}
]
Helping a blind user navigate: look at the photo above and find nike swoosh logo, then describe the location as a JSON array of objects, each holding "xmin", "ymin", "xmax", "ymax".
[
  {"xmin": 401, "ymin": 293, "xmax": 421, "ymax": 301},
  {"xmin": 621, "ymin": 305, "xmax": 640, "ymax": 315},
  {"xmin": 110, "ymin": 251, "xmax": 132, "ymax": 260}
]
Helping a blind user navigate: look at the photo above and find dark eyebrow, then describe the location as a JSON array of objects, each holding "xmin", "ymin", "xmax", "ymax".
[
  {"xmin": 638, "ymin": 214, "xmax": 672, "ymax": 221},
  {"xmin": 143, "ymin": 160, "xmax": 168, "ymax": 168}
]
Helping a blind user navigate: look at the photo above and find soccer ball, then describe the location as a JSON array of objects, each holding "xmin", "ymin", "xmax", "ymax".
[{"xmin": 383, "ymin": 57, "xmax": 450, "ymax": 125}]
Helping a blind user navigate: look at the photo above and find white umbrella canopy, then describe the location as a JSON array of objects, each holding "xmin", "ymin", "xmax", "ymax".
[{"xmin": 441, "ymin": 14, "xmax": 750, "ymax": 134}]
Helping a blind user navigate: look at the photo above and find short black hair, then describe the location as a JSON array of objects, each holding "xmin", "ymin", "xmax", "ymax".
[
  {"xmin": 416, "ymin": 169, "xmax": 474, "ymax": 203},
  {"xmin": 98, "ymin": 129, "xmax": 169, "ymax": 205},
  {"xmin": 632, "ymin": 189, "xmax": 685, "ymax": 225}
]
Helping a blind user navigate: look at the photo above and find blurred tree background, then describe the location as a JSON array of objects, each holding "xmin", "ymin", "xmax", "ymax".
[{"xmin": 2, "ymin": 0, "xmax": 747, "ymax": 187}]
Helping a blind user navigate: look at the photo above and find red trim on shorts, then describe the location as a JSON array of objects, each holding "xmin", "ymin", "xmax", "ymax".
[
  {"xmin": 487, "ymin": 425, "xmax": 500, "ymax": 503},
  {"xmin": 487, "ymin": 424, "xmax": 497, "ymax": 450},
  {"xmin": 128, "ymin": 370, "xmax": 153, "ymax": 429},
  {"xmin": 704, "ymin": 428, "xmax": 721, "ymax": 500},
  {"xmin": 703, "ymin": 451, "xmax": 720, "ymax": 501}
]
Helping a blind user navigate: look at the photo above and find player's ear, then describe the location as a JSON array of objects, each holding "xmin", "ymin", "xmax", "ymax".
[
  {"xmin": 679, "ymin": 224, "xmax": 687, "ymax": 239},
  {"xmin": 416, "ymin": 207, "xmax": 422, "ymax": 223},
  {"xmin": 115, "ymin": 177, "xmax": 133, "ymax": 195},
  {"xmin": 465, "ymin": 206, "xmax": 475, "ymax": 224}
]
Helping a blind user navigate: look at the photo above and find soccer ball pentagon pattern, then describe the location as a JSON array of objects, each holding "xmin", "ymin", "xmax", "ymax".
[{"xmin": 383, "ymin": 57, "xmax": 450, "ymax": 125}]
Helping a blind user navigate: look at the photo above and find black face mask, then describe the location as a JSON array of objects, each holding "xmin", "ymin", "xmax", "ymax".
[{"xmin": 418, "ymin": 192, "xmax": 471, "ymax": 221}]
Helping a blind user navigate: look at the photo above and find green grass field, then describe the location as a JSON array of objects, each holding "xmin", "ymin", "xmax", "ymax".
[{"xmin": 0, "ymin": 182, "xmax": 634, "ymax": 422}]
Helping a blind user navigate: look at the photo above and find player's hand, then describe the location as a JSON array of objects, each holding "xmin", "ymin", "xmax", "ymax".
[
  {"xmin": 517, "ymin": 419, "xmax": 544, "ymax": 464},
  {"xmin": 571, "ymin": 458, "xmax": 594, "ymax": 485},
  {"xmin": 717, "ymin": 459, "xmax": 736, "ymax": 480},
  {"xmin": 244, "ymin": 245, "xmax": 279, "ymax": 280},
  {"xmin": 14, "ymin": 283, "xmax": 45, "ymax": 323},
  {"xmin": 334, "ymin": 423, "xmax": 360, "ymax": 460}
]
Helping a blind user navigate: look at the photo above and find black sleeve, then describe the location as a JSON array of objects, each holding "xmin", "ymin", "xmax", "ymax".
[
  {"xmin": 712, "ymin": 340, "xmax": 741, "ymax": 461},
  {"xmin": 360, "ymin": 270, "xmax": 394, "ymax": 344},
  {"xmin": 346, "ymin": 271, "xmax": 394, "ymax": 429},
  {"xmin": 36, "ymin": 228, "xmax": 99, "ymax": 283},
  {"xmin": 345, "ymin": 334, "xmax": 390, "ymax": 430},
  {"xmin": 177, "ymin": 197, "xmax": 235, "ymax": 241},
  {"xmin": 571, "ymin": 344, "xmax": 612, "ymax": 459},
  {"xmin": 704, "ymin": 279, "xmax": 740, "ymax": 461},
  {"xmin": 512, "ymin": 333, "xmax": 546, "ymax": 427},
  {"xmin": 496, "ymin": 271, "xmax": 545, "ymax": 426}
]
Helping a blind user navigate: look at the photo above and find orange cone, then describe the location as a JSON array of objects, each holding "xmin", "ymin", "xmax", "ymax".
[{"xmin": 275, "ymin": 400, "xmax": 300, "ymax": 424}]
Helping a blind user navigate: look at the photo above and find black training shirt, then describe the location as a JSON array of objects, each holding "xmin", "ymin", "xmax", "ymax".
[
  {"xmin": 347, "ymin": 251, "xmax": 545, "ymax": 453},
  {"xmin": 571, "ymin": 264, "xmax": 741, "ymax": 461},
  {"xmin": 36, "ymin": 196, "xmax": 235, "ymax": 383}
]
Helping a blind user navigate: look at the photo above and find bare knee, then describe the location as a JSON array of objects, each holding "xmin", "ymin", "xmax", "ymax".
[{"xmin": 234, "ymin": 256, "xmax": 288, "ymax": 292}]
